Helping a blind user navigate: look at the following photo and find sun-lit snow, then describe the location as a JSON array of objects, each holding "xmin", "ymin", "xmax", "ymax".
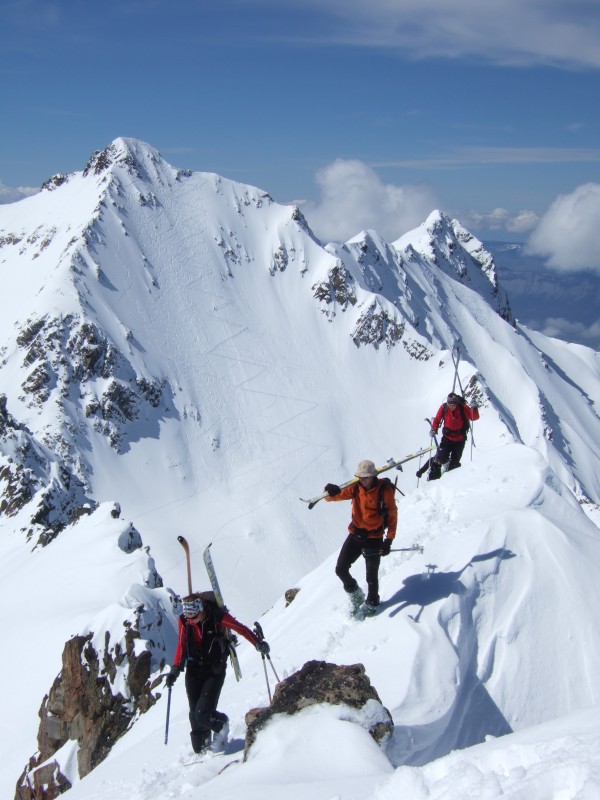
[{"xmin": 1, "ymin": 138, "xmax": 599, "ymax": 799}]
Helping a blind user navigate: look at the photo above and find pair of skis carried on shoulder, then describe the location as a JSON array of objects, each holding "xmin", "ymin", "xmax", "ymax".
[
  {"xmin": 299, "ymin": 445, "xmax": 435, "ymax": 510},
  {"xmin": 177, "ymin": 535, "xmax": 242, "ymax": 682}
]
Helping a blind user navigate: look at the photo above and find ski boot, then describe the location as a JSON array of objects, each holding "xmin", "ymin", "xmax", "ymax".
[
  {"xmin": 416, "ymin": 463, "xmax": 428, "ymax": 478},
  {"xmin": 428, "ymin": 461, "xmax": 442, "ymax": 481},
  {"xmin": 190, "ymin": 729, "xmax": 212, "ymax": 755},
  {"xmin": 363, "ymin": 594, "xmax": 380, "ymax": 617},
  {"xmin": 347, "ymin": 587, "xmax": 365, "ymax": 617},
  {"xmin": 210, "ymin": 712, "xmax": 229, "ymax": 752}
]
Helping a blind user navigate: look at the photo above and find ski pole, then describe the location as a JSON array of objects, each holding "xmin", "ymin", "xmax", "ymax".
[
  {"xmin": 362, "ymin": 543, "xmax": 424, "ymax": 556},
  {"xmin": 261, "ymin": 654, "xmax": 272, "ymax": 704},
  {"xmin": 254, "ymin": 622, "xmax": 276, "ymax": 701},
  {"xmin": 164, "ymin": 685, "xmax": 172, "ymax": 745},
  {"xmin": 266, "ymin": 654, "xmax": 281, "ymax": 683},
  {"xmin": 425, "ymin": 418, "xmax": 439, "ymax": 449}
]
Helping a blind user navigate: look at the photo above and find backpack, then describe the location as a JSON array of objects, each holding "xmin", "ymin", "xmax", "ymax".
[
  {"xmin": 182, "ymin": 595, "xmax": 229, "ymax": 666},
  {"xmin": 442, "ymin": 399, "xmax": 469, "ymax": 439}
]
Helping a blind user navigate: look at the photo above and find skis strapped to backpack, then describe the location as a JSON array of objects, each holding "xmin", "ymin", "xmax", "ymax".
[
  {"xmin": 177, "ymin": 536, "xmax": 242, "ymax": 682},
  {"xmin": 299, "ymin": 446, "xmax": 434, "ymax": 510},
  {"xmin": 203, "ymin": 543, "xmax": 242, "ymax": 682}
]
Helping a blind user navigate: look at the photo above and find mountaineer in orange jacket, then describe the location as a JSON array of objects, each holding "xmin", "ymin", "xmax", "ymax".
[
  {"xmin": 417, "ymin": 392, "xmax": 480, "ymax": 481},
  {"xmin": 324, "ymin": 459, "xmax": 397, "ymax": 615}
]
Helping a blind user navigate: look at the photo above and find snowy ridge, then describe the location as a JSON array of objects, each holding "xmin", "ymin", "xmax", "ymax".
[
  {"xmin": 63, "ymin": 446, "xmax": 600, "ymax": 799},
  {"xmin": 1, "ymin": 138, "xmax": 600, "ymax": 798}
]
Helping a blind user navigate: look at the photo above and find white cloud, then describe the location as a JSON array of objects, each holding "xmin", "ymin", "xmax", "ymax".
[
  {"xmin": 0, "ymin": 179, "xmax": 39, "ymax": 205},
  {"xmin": 462, "ymin": 207, "xmax": 539, "ymax": 236},
  {"xmin": 538, "ymin": 316, "xmax": 600, "ymax": 346},
  {"xmin": 302, "ymin": 159, "xmax": 438, "ymax": 243},
  {"xmin": 526, "ymin": 183, "xmax": 600, "ymax": 274},
  {"xmin": 289, "ymin": 0, "xmax": 600, "ymax": 69}
]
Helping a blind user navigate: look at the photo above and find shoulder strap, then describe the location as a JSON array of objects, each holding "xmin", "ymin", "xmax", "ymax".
[
  {"xmin": 377, "ymin": 478, "xmax": 392, "ymax": 526},
  {"xmin": 442, "ymin": 402, "xmax": 469, "ymax": 436}
]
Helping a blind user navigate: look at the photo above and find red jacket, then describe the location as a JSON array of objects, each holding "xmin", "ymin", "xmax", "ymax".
[
  {"xmin": 173, "ymin": 609, "xmax": 258, "ymax": 668},
  {"xmin": 325, "ymin": 478, "xmax": 397, "ymax": 539},
  {"xmin": 431, "ymin": 402, "xmax": 479, "ymax": 442}
]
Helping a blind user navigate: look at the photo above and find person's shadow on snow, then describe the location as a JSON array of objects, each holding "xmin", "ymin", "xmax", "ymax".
[{"xmin": 383, "ymin": 548, "xmax": 516, "ymax": 622}]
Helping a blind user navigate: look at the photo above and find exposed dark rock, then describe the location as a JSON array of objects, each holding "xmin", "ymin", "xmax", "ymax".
[
  {"xmin": 41, "ymin": 174, "xmax": 70, "ymax": 192},
  {"xmin": 352, "ymin": 301, "xmax": 404, "ymax": 350},
  {"xmin": 117, "ymin": 523, "xmax": 143, "ymax": 553},
  {"xmin": 270, "ymin": 244, "xmax": 289, "ymax": 275},
  {"xmin": 312, "ymin": 263, "xmax": 357, "ymax": 318},
  {"xmin": 15, "ymin": 604, "xmax": 168, "ymax": 800},
  {"xmin": 284, "ymin": 588, "xmax": 300, "ymax": 606},
  {"xmin": 15, "ymin": 760, "xmax": 71, "ymax": 800},
  {"xmin": 402, "ymin": 339, "xmax": 434, "ymax": 361},
  {"xmin": 244, "ymin": 660, "xmax": 393, "ymax": 759},
  {"xmin": 14, "ymin": 314, "xmax": 170, "ymax": 457},
  {"xmin": 0, "ymin": 462, "xmax": 36, "ymax": 516},
  {"xmin": 67, "ymin": 504, "xmax": 95, "ymax": 525}
]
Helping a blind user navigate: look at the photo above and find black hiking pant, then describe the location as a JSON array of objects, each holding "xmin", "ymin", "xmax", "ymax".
[
  {"xmin": 335, "ymin": 532, "xmax": 384, "ymax": 603},
  {"xmin": 425, "ymin": 436, "xmax": 466, "ymax": 480},
  {"xmin": 185, "ymin": 662, "xmax": 228, "ymax": 753}
]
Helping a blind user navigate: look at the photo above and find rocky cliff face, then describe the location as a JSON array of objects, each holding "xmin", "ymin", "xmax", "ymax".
[{"xmin": 13, "ymin": 517, "xmax": 176, "ymax": 800}]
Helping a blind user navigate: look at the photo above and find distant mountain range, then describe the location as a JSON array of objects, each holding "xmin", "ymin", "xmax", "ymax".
[{"xmin": 485, "ymin": 241, "xmax": 600, "ymax": 351}]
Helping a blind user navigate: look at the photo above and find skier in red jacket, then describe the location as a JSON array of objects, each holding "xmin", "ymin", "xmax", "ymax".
[
  {"xmin": 417, "ymin": 393, "xmax": 480, "ymax": 480},
  {"xmin": 165, "ymin": 593, "xmax": 269, "ymax": 754}
]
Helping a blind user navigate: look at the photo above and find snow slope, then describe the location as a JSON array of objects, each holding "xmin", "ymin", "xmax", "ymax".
[
  {"xmin": 1, "ymin": 138, "xmax": 599, "ymax": 798},
  {"xmin": 60, "ymin": 445, "xmax": 600, "ymax": 799}
]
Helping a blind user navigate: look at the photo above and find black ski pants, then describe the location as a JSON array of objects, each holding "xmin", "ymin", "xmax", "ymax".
[
  {"xmin": 335, "ymin": 532, "xmax": 383, "ymax": 602},
  {"xmin": 429, "ymin": 436, "xmax": 466, "ymax": 480},
  {"xmin": 185, "ymin": 662, "xmax": 226, "ymax": 752},
  {"xmin": 436, "ymin": 436, "xmax": 466, "ymax": 468}
]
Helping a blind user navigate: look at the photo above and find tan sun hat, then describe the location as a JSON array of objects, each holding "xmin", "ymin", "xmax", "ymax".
[{"xmin": 355, "ymin": 459, "xmax": 377, "ymax": 478}]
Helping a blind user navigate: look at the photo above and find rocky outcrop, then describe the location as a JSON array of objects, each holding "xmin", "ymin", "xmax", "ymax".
[
  {"xmin": 15, "ymin": 597, "xmax": 171, "ymax": 800},
  {"xmin": 244, "ymin": 660, "xmax": 393, "ymax": 759},
  {"xmin": 312, "ymin": 262, "xmax": 357, "ymax": 318},
  {"xmin": 352, "ymin": 300, "xmax": 404, "ymax": 350},
  {"xmin": 16, "ymin": 314, "xmax": 170, "ymax": 455},
  {"xmin": 0, "ymin": 393, "xmax": 94, "ymax": 547}
]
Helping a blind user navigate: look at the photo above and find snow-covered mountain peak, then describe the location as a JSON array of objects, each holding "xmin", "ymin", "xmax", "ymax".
[
  {"xmin": 393, "ymin": 209, "xmax": 512, "ymax": 323},
  {"xmin": 81, "ymin": 137, "xmax": 179, "ymax": 187}
]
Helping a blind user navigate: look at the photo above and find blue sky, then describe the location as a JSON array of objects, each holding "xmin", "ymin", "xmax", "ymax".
[{"xmin": 1, "ymin": 0, "xmax": 599, "ymax": 266}]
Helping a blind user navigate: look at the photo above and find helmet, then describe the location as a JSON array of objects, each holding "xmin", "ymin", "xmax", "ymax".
[
  {"xmin": 355, "ymin": 459, "xmax": 377, "ymax": 478},
  {"xmin": 182, "ymin": 595, "xmax": 204, "ymax": 617},
  {"xmin": 446, "ymin": 393, "xmax": 461, "ymax": 405}
]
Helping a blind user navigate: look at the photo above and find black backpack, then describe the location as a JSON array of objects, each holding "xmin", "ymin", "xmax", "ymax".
[{"xmin": 182, "ymin": 595, "xmax": 229, "ymax": 666}]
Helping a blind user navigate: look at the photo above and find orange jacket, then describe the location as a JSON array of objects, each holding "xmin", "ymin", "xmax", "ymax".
[{"xmin": 326, "ymin": 478, "xmax": 397, "ymax": 539}]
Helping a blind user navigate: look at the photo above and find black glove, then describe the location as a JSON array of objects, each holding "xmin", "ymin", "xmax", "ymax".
[
  {"xmin": 165, "ymin": 665, "xmax": 181, "ymax": 688},
  {"xmin": 429, "ymin": 429, "xmax": 437, "ymax": 438},
  {"xmin": 324, "ymin": 483, "xmax": 341, "ymax": 497},
  {"xmin": 381, "ymin": 539, "xmax": 392, "ymax": 556},
  {"xmin": 256, "ymin": 640, "xmax": 270, "ymax": 655}
]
